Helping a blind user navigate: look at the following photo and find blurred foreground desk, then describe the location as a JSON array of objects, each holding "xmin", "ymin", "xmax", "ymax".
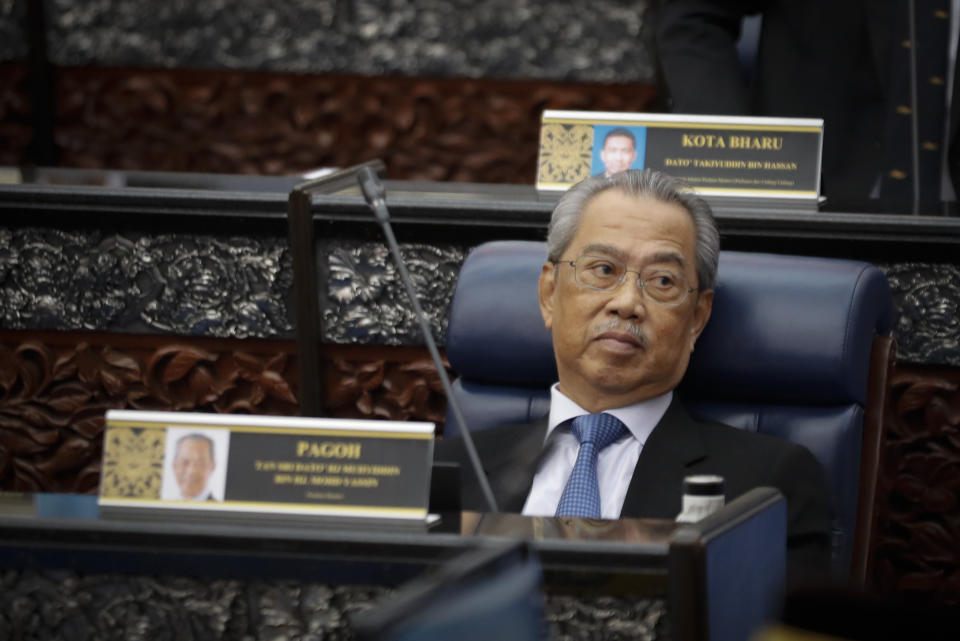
[{"xmin": 0, "ymin": 488, "xmax": 786, "ymax": 641}]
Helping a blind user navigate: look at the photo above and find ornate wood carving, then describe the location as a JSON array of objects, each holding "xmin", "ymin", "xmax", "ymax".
[
  {"xmin": 50, "ymin": 66, "xmax": 657, "ymax": 183},
  {"xmin": 0, "ymin": 332, "xmax": 451, "ymax": 494},
  {"xmin": 0, "ymin": 569, "xmax": 387, "ymax": 640},
  {"xmin": 0, "ymin": 568, "xmax": 667, "ymax": 640},
  {"xmin": 36, "ymin": 0, "xmax": 657, "ymax": 83},
  {"xmin": 882, "ymin": 263, "xmax": 960, "ymax": 368},
  {"xmin": 0, "ymin": 226, "xmax": 294, "ymax": 339},
  {"xmin": 325, "ymin": 346, "xmax": 450, "ymax": 426},
  {"xmin": 873, "ymin": 365, "xmax": 960, "ymax": 604},
  {"xmin": 0, "ymin": 333, "xmax": 300, "ymax": 493},
  {"xmin": 322, "ymin": 240, "xmax": 467, "ymax": 345}
]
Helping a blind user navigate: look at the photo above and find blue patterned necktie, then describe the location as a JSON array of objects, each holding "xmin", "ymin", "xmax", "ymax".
[{"xmin": 555, "ymin": 413, "xmax": 629, "ymax": 518}]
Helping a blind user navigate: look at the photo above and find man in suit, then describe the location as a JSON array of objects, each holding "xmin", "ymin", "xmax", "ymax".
[
  {"xmin": 171, "ymin": 433, "xmax": 219, "ymax": 501},
  {"xmin": 653, "ymin": 0, "xmax": 959, "ymax": 211},
  {"xmin": 436, "ymin": 169, "xmax": 830, "ymax": 576}
]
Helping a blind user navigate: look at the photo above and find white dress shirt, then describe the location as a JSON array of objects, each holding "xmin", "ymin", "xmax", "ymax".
[{"xmin": 521, "ymin": 385, "xmax": 672, "ymax": 519}]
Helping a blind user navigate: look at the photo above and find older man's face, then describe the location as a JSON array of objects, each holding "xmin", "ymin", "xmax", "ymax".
[
  {"xmin": 538, "ymin": 189, "xmax": 713, "ymax": 412},
  {"xmin": 600, "ymin": 135, "xmax": 636, "ymax": 175},
  {"xmin": 173, "ymin": 438, "xmax": 215, "ymax": 499}
]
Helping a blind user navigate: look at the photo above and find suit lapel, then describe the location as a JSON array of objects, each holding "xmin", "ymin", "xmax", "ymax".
[
  {"xmin": 475, "ymin": 417, "xmax": 548, "ymax": 513},
  {"xmin": 621, "ymin": 398, "xmax": 706, "ymax": 519},
  {"xmin": 466, "ymin": 399, "xmax": 711, "ymax": 517}
]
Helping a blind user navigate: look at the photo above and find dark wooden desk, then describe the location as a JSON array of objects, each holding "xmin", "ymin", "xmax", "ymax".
[{"xmin": 0, "ymin": 488, "xmax": 787, "ymax": 641}]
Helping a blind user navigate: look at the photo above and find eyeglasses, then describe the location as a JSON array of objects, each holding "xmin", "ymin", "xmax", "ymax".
[{"xmin": 556, "ymin": 255, "xmax": 697, "ymax": 305}]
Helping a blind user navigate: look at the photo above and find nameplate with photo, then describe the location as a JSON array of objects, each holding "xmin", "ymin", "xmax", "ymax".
[
  {"xmin": 536, "ymin": 110, "xmax": 823, "ymax": 201},
  {"xmin": 98, "ymin": 410, "xmax": 435, "ymax": 526}
]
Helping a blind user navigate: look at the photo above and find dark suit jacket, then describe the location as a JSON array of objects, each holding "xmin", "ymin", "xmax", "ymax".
[
  {"xmin": 435, "ymin": 397, "xmax": 831, "ymax": 577},
  {"xmin": 654, "ymin": 0, "xmax": 959, "ymax": 204}
]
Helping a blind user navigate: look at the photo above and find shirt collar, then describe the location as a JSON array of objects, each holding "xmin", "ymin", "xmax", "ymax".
[{"xmin": 546, "ymin": 383, "xmax": 672, "ymax": 446}]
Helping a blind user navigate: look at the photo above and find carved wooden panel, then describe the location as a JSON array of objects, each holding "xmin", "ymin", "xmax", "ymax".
[
  {"xmin": 37, "ymin": 0, "xmax": 657, "ymax": 84},
  {"xmin": 0, "ymin": 568, "xmax": 667, "ymax": 641},
  {"xmin": 0, "ymin": 569, "xmax": 387, "ymax": 640},
  {"xmin": 0, "ymin": 332, "xmax": 451, "ymax": 494},
  {"xmin": 325, "ymin": 346, "xmax": 450, "ymax": 426},
  {"xmin": 873, "ymin": 365, "xmax": 960, "ymax": 604},
  {"xmin": 0, "ymin": 332, "xmax": 300, "ymax": 493},
  {"xmin": 0, "ymin": 226, "xmax": 294, "ymax": 339},
  {"xmin": 51, "ymin": 67, "xmax": 657, "ymax": 183}
]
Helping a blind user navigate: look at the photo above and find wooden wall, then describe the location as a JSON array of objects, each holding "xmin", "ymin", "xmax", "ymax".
[{"xmin": 1, "ymin": 63, "xmax": 657, "ymax": 183}]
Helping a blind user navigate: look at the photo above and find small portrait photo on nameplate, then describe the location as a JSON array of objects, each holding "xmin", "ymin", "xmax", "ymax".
[
  {"xmin": 161, "ymin": 428, "xmax": 229, "ymax": 502},
  {"xmin": 590, "ymin": 125, "xmax": 647, "ymax": 179},
  {"xmin": 99, "ymin": 410, "xmax": 436, "ymax": 529}
]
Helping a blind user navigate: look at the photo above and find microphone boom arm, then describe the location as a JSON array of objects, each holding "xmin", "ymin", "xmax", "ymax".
[{"xmin": 357, "ymin": 168, "xmax": 500, "ymax": 514}]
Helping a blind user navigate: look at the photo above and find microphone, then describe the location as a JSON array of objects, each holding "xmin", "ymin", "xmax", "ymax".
[
  {"xmin": 357, "ymin": 167, "xmax": 499, "ymax": 514},
  {"xmin": 358, "ymin": 167, "xmax": 389, "ymax": 224}
]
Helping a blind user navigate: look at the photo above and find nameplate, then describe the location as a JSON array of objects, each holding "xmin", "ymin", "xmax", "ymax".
[
  {"xmin": 536, "ymin": 110, "xmax": 823, "ymax": 199},
  {"xmin": 99, "ymin": 410, "xmax": 435, "ymax": 523}
]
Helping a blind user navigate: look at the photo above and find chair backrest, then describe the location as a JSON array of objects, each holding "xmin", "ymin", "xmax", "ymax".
[{"xmin": 444, "ymin": 240, "xmax": 894, "ymax": 583}]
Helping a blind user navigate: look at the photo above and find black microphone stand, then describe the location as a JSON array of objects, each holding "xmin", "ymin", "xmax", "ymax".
[{"xmin": 357, "ymin": 167, "xmax": 500, "ymax": 514}]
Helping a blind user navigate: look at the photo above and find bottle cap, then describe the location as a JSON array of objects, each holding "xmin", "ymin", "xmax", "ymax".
[{"xmin": 682, "ymin": 474, "xmax": 724, "ymax": 496}]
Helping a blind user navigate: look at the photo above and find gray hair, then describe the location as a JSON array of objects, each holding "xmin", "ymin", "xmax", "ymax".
[
  {"xmin": 546, "ymin": 169, "xmax": 720, "ymax": 290},
  {"xmin": 175, "ymin": 433, "xmax": 215, "ymax": 462}
]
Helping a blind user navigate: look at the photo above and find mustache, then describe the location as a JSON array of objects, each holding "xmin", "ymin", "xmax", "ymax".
[{"xmin": 591, "ymin": 320, "xmax": 648, "ymax": 348}]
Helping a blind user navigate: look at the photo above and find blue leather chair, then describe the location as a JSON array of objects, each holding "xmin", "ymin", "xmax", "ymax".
[{"xmin": 444, "ymin": 241, "xmax": 895, "ymax": 585}]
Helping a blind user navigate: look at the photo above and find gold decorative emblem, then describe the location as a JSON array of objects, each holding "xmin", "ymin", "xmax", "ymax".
[
  {"xmin": 538, "ymin": 124, "xmax": 594, "ymax": 185},
  {"xmin": 100, "ymin": 426, "xmax": 165, "ymax": 499}
]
